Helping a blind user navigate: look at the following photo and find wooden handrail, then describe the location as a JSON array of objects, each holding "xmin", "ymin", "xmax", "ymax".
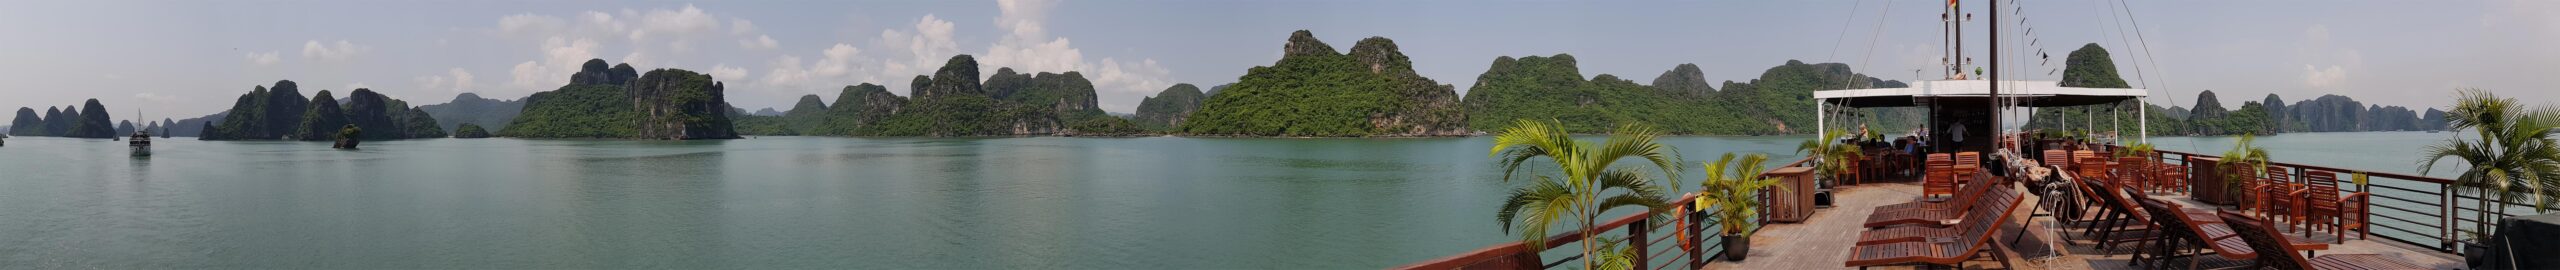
[
  {"xmin": 1400, "ymin": 156, "xmax": 1817, "ymax": 270},
  {"xmin": 2145, "ymin": 148, "xmax": 2454, "ymax": 184}
]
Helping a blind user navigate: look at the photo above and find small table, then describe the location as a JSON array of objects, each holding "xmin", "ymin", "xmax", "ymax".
[{"xmin": 1764, "ymin": 167, "xmax": 1818, "ymax": 223}]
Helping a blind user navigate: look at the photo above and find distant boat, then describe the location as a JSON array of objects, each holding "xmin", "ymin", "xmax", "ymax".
[{"xmin": 129, "ymin": 130, "xmax": 151, "ymax": 156}]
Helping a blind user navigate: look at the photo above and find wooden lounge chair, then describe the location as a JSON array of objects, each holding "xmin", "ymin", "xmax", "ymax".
[
  {"xmin": 1954, "ymin": 152, "xmax": 1982, "ymax": 186},
  {"xmin": 2131, "ymin": 195, "xmax": 2255, "ymax": 269},
  {"xmin": 2082, "ymin": 179, "xmax": 2179, "ymax": 253},
  {"xmin": 1866, "ymin": 177, "xmax": 1998, "ymax": 228},
  {"xmin": 1858, "ymin": 186, "xmax": 2022, "ymax": 245},
  {"xmin": 1845, "ymin": 188, "xmax": 2023, "ymax": 270},
  {"xmin": 2217, "ymin": 211, "xmax": 2431, "ymax": 270}
]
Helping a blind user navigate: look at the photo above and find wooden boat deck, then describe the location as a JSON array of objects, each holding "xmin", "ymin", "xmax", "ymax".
[{"xmin": 1704, "ymin": 182, "xmax": 2462, "ymax": 270}]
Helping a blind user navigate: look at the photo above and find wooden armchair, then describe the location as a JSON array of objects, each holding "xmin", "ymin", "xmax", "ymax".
[
  {"xmin": 2255, "ymin": 168, "xmax": 2301, "ymax": 224},
  {"xmin": 1923, "ymin": 154, "xmax": 1956, "ymax": 198},
  {"xmin": 2292, "ymin": 171, "xmax": 2371, "ymax": 243}
]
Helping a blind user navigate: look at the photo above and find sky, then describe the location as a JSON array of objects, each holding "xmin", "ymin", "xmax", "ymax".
[{"xmin": 1, "ymin": 0, "xmax": 2554, "ymax": 123}]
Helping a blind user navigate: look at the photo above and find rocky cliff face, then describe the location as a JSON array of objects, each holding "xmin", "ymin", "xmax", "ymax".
[
  {"xmin": 341, "ymin": 89, "xmax": 445, "ymax": 139},
  {"xmin": 865, "ymin": 55, "xmax": 1066, "ymax": 136},
  {"xmin": 62, "ymin": 99, "xmax": 115, "ymax": 138},
  {"xmin": 1282, "ymin": 30, "xmax": 1336, "ymax": 58},
  {"xmin": 7, "ymin": 108, "xmax": 38, "ymax": 136},
  {"xmin": 40, "ymin": 106, "xmax": 66, "ymax": 136},
  {"xmin": 911, "ymin": 56, "xmax": 984, "ymax": 102},
  {"xmin": 203, "ymin": 81, "xmax": 312, "ymax": 140},
  {"xmin": 1132, "ymin": 83, "xmax": 1205, "ymax": 130},
  {"xmin": 202, "ymin": 82, "xmax": 446, "ymax": 140},
  {"xmin": 783, "ymin": 94, "xmax": 830, "ymax": 134},
  {"xmin": 295, "ymin": 90, "xmax": 350, "ymax": 140},
  {"xmin": 1652, "ymin": 63, "xmax": 1714, "ymax": 96},
  {"xmin": 569, "ymin": 59, "xmax": 640, "ymax": 86},
  {"xmin": 982, "ymin": 68, "xmax": 1105, "ymax": 118},
  {"xmin": 627, "ymin": 68, "xmax": 739, "ymax": 140},
  {"xmin": 820, "ymin": 83, "xmax": 906, "ymax": 135}
]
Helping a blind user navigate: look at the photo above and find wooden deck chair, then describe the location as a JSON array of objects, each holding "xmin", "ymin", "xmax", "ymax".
[
  {"xmin": 1876, "ymin": 175, "xmax": 2001, "ymax": 213},
  {"xmin": 2132, "ymin": 196, "xmax": 2254, "ymax": 270},
  {"xmin": 1845, "ymin": 186, "xmax": 2024, "ymax": 270},
  {"xmin": 1867, "ymin": 178, "xmax": 2001, "ymax": 228},
  {"xmin": 1858, "ymin": 186, "xmax": 2022, "ymax": 245},
  {"xmin": 2217, "ymin": 211, "xmax": 2430, "ymax": 270}
]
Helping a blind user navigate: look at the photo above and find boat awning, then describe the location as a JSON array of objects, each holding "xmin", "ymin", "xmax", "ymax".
[{"xmin": 1813, "ymin": 80, "xmax": 2146, "ymax": 108}]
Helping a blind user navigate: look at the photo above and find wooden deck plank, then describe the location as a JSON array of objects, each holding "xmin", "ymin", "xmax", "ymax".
[{"xmin": 1700, "ymin": 182, "xmax": 2462, "ymax": 270}]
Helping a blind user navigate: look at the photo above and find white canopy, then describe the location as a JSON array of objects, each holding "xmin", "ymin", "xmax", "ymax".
[{"xmin": 1813, "ymin": 80, "xmax": 2147, "ymax": 108}]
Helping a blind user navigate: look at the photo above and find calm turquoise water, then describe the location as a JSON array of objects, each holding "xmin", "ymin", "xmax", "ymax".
[{"xmin": 0, "ymin": 132, "xmax": 2450, "ymax": 268}]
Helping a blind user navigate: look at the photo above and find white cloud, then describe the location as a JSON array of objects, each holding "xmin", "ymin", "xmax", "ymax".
[
  {"xmin": 628, "ymin": 4, "xmax": 720, "ymax": 42},
  {"xmin": 870, "ymin": 15, "xmax": 961, "ymax": 87},
  {"xmin": 2303, "ymin": 64, "xmax": 2347, "ymax": 88},
  {"xmin": 710, "ymin": 64, "xmax": 748, "ymax": 82},
  {"xmin": 416, "ymin": 68, "xmax": 476, "ymax": 93},
  {"xmin": 493, "ymin": 5, "xmax": 772, "ymax": 94},
  {"xmin": 2294, "ymin": 24, "xmax": 2361, "ymax": 90},
  {"xmin": 740, "ymin": 34, "xmax": 778, "ymax": 50},
  {"xmin": 506, "ymin": 37, "xmax": 602, "ymax": 92},
  {"xmin": 132, "ymin": 93, "xmax": 179, "ymax": 102},
  {"xmin": 301, "ymin": 40, "xmax": 369, "ymax": 61},
  {"xmin": 729, "ymin": 18, "xmax": 757, "ymax": 35},
  {"xmin": 977, "ymin": 0, "xmax": 1175, "ymax": 112},
  {"xmin": 245, "ymin": 51, "xmax": 280, "ymax": 66}
]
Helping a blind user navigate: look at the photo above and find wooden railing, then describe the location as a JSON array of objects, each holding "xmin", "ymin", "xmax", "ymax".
[
  {"xmin": 1396, "ymin": 157, "xmax": 1812, "ymax": 270},
  {"xmin": 2126, "ymin": 145, "xmax": 2534, "ymax": 253}
]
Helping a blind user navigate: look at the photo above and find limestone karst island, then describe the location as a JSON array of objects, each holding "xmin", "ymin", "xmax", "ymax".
[{"xmin": 1, "ymin": 1, "xmax": 2553, "ymax": 269}]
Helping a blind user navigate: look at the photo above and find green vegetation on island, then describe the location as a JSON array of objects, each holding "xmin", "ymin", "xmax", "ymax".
[
  {"xmin": 451, "ymin": 123, "xmax": 492, "ymax": 138},
  {"xmin": 1461, "ymin": 54, "xmax": 1910, "ymax": 135},
  {"xmin": 200, "ymin": 80, "xmax": 449, "ymax": 140},
  {"xmin": 1180, "ymin": 30, "xmax": 1467, "ymax": 136},
  {"xmin": 1132, "ymin": 83, "xmax": 1205, "ymax": 131},
  {"xmin": 729, "ymin": 55, "xmax": 1140, "ymax": 137},
  {"xmin": 417, "ymin": 93, "xmax": 525, "ymax": 135},
  {"xmin": 7, "ymin": 99, "xmax": 123, "ymax": 138},
  {"xmin": 499, "ymin": 59, "xmax": 739, "ymax": 139}
]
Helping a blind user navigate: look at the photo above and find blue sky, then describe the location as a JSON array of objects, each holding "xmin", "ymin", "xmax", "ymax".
[{"xmin": 1, "ymin": 0, "xmax": 2553, "ymax": 121}]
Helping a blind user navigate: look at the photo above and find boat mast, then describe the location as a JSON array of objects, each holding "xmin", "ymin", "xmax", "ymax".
[{"xmin": 1989, "ymin": 0, "xmax": 2001, "ymax": 148}]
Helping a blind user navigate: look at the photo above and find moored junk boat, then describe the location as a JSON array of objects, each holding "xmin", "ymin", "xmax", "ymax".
[{"xmin": 129, "ymin": 130, "xmax": 150, "ymax": 156}]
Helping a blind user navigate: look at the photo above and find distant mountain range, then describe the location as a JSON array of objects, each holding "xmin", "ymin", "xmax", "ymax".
[
  {"xmin": 0, "ymin": 36, "xmax": 2450, "ymax": 140},
  {"xmin": 2023, "ymin": 44, "xmax": 2445, "ymax": 136}
]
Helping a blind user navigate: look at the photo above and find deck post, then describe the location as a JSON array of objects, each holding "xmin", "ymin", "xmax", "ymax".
[
  {"xmin": 1817, "ymin": 100, "xmax": 1828, "ymax": 135},
  {"xmin": 1688, "ymin": 208, "xmax": 1705, "ymax": 269},
  {"xmin": 1626, "ymin": 217, "xmax": 1648, "ymax": 270}
]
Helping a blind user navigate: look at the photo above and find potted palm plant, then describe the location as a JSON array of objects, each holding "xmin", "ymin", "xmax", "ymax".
[
  {"xmin": 1798, "ymin": 129, "xmax": 1860, "ymax": 188},
  {"xmin": 1696, "ymin": 153, "xmax": 1784, "ymax": 261},
  {"xmin": 2218, "ymin": 134, "xmax": 2271, "ymax": 210},
  {"xmin": 1490, "ymin": 119, "xmax": 1680, "ymax": 270},
  {"xmin": 2420, "ymin": 88, "xmax": 2560, "ymax": 253}
]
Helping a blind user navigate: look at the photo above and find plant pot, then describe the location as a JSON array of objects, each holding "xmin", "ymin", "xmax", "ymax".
[{"xmin": 1722, "ymin": 235, "xmax": 1749, "ymax": 261}]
